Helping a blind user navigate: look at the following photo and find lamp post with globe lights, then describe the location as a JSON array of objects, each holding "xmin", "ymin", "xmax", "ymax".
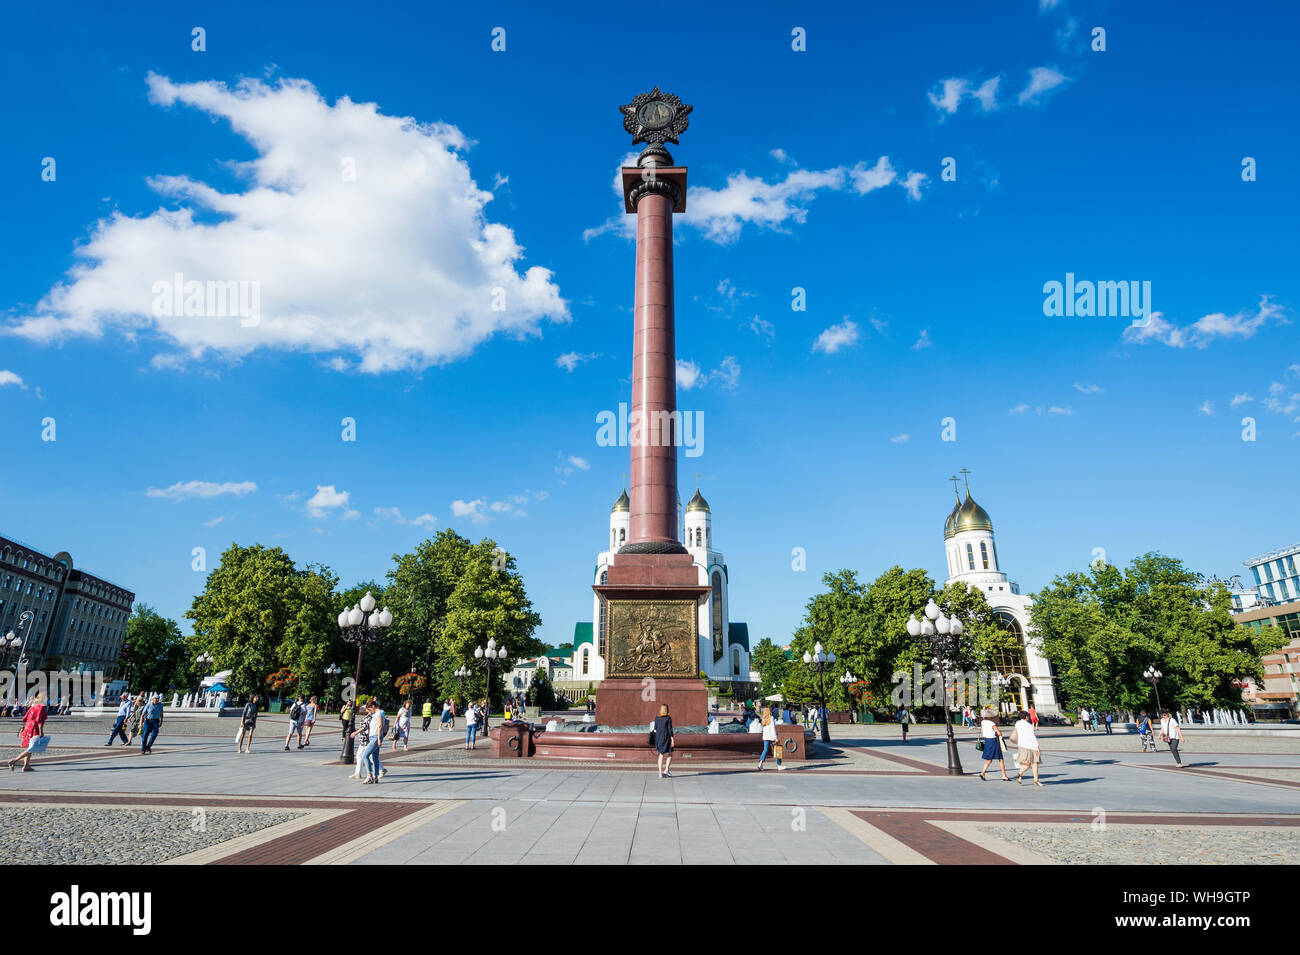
[
  {"xmin": 324, "ymin": 663, "xmax": 341, "ymax": 710},
  {"xmin": 474, "ymin": 638, "xmax": 509, "ymax": 729},
  {"xmin": 1144, "ymin": 666, "xmax": 1164, "ymax": 712},
  {"xmin": 4, "ymin": 611, "xmax": 36, "ymax": 670},
  {"xmin": 335, "ymin": 591, "xmax": 392, "ymax": 764},
  {"xmin": 907, "ymin": 598, "xmax": 965, "ymax": 776},
  {"xmin": 839, "ymin": 671, "xmax": 859, "ymax": 722},
  {"xmin": 802, "ymin": 642, "xmax": 836, "ymax": 743},
  {"xmin": 193, "ymin": 651, "xmax": 213, "ymax": 705}
]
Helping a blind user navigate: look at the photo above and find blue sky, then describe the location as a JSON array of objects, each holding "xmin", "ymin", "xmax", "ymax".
[{"xmin": 1, "ymin": 0, "xmax": 1297, "ymax": 649}]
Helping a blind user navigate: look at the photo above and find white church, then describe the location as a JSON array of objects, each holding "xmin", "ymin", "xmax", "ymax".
[
  {"xmin": 560, "ymin": 485, "xmax": 753, "ymax": 693},
  {"xmin": 943, "ymin": 475, "xmax": 1059, "ymax": 714}
]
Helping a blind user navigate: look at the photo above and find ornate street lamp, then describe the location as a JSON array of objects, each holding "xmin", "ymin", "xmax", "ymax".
[
  {"xmin": 324, "ymin": 663, "xmax": 341, "ymax": 709},
  {"xmin": 335, "ymin": 591, "xmax": 392, "ymax": 764},
  {"xmin": 1144, "ymin": 666, "xmax": 1164, "ymax": 712},
  {"xmin": 474, "ymin": 638, "xmax": 509, "ymax": 729},
  {"xmin": 802, "ymin": 641, "xmax": 836, "ymax": 743},
  {"xmin": 193, "ymin": 651, "xmax": 213, "ymax": 706},
  {"xmin": 907, "ymin": 598, "xmax": 965, "ymax": 776},
  {"xmin": 839, "ymin": 671, "xmax": 859, "ymax": 722},
  {"xmin": 1, "ymin": 630, "xmax": 22, "ymax": 668},
  {"xmin": 4, "ymin": 611, "xmax": 35, "ymax": 669}
]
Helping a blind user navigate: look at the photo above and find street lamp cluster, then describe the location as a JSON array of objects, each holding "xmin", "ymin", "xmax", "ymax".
[
  {"xmin": 802, "ymin": 642, "xmax": 836, "ymax": 742},
  {"xmin": 906, "ymin": 598, "xmax": 966, "ymax": 776},
  {"xmin": 475, "ymin": 638, "xmax": 508, "ymax": 728},
  {"xmin": 1144, "ymin": 666, "xmax": 1164, "ymax": 711},
  {"xmin": 335, "ymin": 591, "xmax": 393, "ymax": 764},
  {"xmin": 2, "ymin": 610, "xmax": 35, "ymax": 668}
]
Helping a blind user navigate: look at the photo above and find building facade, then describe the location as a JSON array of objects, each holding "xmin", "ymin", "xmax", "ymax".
[
  {"xmin": 1233, "ymin": 598, "xmax": 1300, "ymax": 717},
  {"xmin": 0, "ymin": 535, "xmax": 135, "ymax": 678},
  {"xmin": 942, "ymin": 481, "xmax": 1059, "ymax": 714},
  {"xmin": 1244, "ymin": 543, "xmax": 1300, "ymax": 606}
]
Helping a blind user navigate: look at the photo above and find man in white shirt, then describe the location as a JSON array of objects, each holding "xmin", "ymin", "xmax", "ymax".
[
  {"xmin": 105, "ymin": 694, "xmax": 131, "ymax": 746},
  {"xmin": 1012, "ymin": 710, "xmax": 1042, "ymax": 786},
  {"xmin": 1078, "ymin": 706, "xmax": 1090, "ymax": 732}
]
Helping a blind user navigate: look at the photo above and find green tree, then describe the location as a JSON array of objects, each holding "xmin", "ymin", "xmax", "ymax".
[
  {"xmin": 750, "ymin": 638, "xmax": 789, "ymax": 696},
  {"xmin": 121, "ymin": 605, "xmax": 188, "ymax": 693},
  {"xmin": 1032, "ymin": 552, "xmax": 1286, "ymax": 711},
  {"xmin": 186, "ymin": 543, "xmax": 339, "ymax": 697}
]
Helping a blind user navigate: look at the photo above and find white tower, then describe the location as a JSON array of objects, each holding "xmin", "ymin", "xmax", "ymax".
[
  {"xmin": 609, "ymin": 487, "xmax": 630, "ymax": 554},
  {"xmin": 943, "ymin": 471, "xmax": 1059, "ymax": 714}
]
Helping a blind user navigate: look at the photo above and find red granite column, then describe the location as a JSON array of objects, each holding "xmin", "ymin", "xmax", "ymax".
[{"xmin": 629, "ymin": 189, "xmax": 679, "ymax": 545}]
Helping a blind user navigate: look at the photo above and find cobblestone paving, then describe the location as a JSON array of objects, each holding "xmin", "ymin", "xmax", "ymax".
[
  {"xmin": 0, "ymin": 806, "xmax": 305, "ymax": 863},
  {"xmin": 978, "ymin": 824, "xmax": 1300, "ymax": 864}
]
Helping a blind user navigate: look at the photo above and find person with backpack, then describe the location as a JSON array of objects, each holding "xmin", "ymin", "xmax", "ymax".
[
  {"xmin": 1104, "ymin": 711, "xmax": 1113, "ymax": 735},
  {"xmin": 238, "ymin": 693, "xmax": 260, "ymax": 753},
  {"xmin": 1138, "ymin": 711, "xmax": 1156, "ymax": 752},
  {"xmin": 898, "ymin": 704, "xmax": 910, "ymax": 742},
  {"xmin": 284, "ymin": 695, "xmax": 306, "ymax": 751}
]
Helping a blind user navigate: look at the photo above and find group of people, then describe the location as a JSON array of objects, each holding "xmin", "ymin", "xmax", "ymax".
[
  {"xmin": 106, "ymin": 692, "xmax": 165, "ymax": 753},
  {"xmin": 1076, "ymin": 706, "xmax": 1116, "ymax": 733}
]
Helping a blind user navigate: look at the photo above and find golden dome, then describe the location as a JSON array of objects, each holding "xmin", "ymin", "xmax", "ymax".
[
  {"xmin": 943, "ymin": 494, "xmax": 961, "ymax": 538},
  {"xmin": 946, "ymin": 492, "xmax": 993, "ymax": 538},
  {"xmin": 611, "ymin": 489, "xmax": 629, "ymax": 513},
  {"xmin": 686, "ymin": 488, "xmax": 710, "ymax": 513}
]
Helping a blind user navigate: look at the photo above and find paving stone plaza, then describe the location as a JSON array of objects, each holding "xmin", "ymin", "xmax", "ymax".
[{"xmin": 4, "ymin": 713, "xmax": 1296, "ymax": 866}]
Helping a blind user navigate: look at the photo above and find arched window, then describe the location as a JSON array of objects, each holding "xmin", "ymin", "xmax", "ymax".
[
  {"xmin": 619, "ymin": 528, "xmax": 625, "ymax": 545},
  {"xmin": 711, "ymin": 571, "xmax": 724, "ymax": 662},
  {"xmin": 581, "ymin": 649, "xmax": 589, "ymax": 676},
  {"xmin": 732, "ymin": 647, "xmax": 741, "ymax": 676},
  {"xmin": 980, "ymin": 541, "xmax": 989, "ymax": 570},
  {"xmin": 966, "ymin": 543, "xmax": 975, "ymax": 570}
]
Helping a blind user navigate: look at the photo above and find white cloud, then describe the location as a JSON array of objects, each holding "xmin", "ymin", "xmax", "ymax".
[
  {"xmin": 374, "ymin": 506, "xmax": 436, "ymax": 527},
  {"xmin": 676, "ymin": 359, "xmax": 704, "ymax": 389},
  {"xmin": 567, "ymin": 455, "xmax": 590, "ymax": 471},
  {"xmin": 900, "ymin": 171, "xmax": 929, "ymax": 201},
  {"xmin": 1073, "ymin": 382, "xmax": 1103, "ymax": 394},
  {"xmin": 1018, "ymin": 67, "xmax": 1069, "ymax": 106},
  {"xmin": 812, "ymin": 320, "xmax": 860, "ymax": 354},
  {"xmin": 769, "ymin": 148, "xmax": 794, "ymax": 164},
  {"xmin": 306, "ymin": 484, "xmax": 350, "ymax": 518},
  {"xmin": 1230, "ymin": 393, "xmax": 1253, "ymax": 407},
  {"xmin": 202, "ymin": 516, "xmax": 226, "ymax": 527},
  {"xmin": 586, "ymin": 152, "xmax": 927, "ymax": 245},
  {"xmin": 0, "ymin": 370, "xmax": 25, "ymax": 389},
  {"xmin": 3, "ymin": 74, "xmax": 568, "ymax": 372},
  {"xmin": 1199, "ymin": 400, "xmax": 1215, "ymax": 416},
  {"xmin": 748, "ymin": 315, "xmax": 774, "ymax": 338},
  {"xmin": 890, "ymin": 434, "xmax": 910, "ymax": 443},
  {"xmin": 451, "ymin": 498, "xmax": 488, "ymax": 523},
  {"xmin": 1008, "ymin": 404, "xmax": 1032, "ymax": 415},
  {"xmin": 1289, "ymin": 364, "xmax": 1300, "ymax": 377},
  {"xmin": 1123, "ymin": 297, "xmax": 1286, "ymax": 349},
  {"xmin": 928, "ymin": 75, "xmax": 1002, "ymax": 116},
  {"xmin": 912, "ymin": 329, "xmax": 932, "ymax": 350},
  {"xmin": 1048, "ymin": 405, "xmax": 1073, "ymax": 415},
  {"xmin": 1264, "ymin": 381, "xmax": 1300, "ymax": 417},
  {"xmin": 869, "ymin": 317, "xmax": 888, "ymax": 334},
  {"xmin": 712, "ymin": 356, "xmax": 741, "ymax": 391},
  {"xmin": 147, "ymin": 480, "xmax": 257, "ymax": 501},
  {"xmin": 556, "ymin": 351, "xmax": 598, "ymax": 372}
]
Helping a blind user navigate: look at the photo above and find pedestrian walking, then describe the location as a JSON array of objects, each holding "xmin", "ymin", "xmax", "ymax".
[
  {"xmin": 105, "ymin": 693, "xmax": 131, "ymax": 746},
  {"xmin": 898, "ymin": 705, "xmax": 910, "ymax": 742},
  {"xmin": 1011, "ymin": 710, "xmax": 1043, "ymax": 786},
  {"xmin": 7, "ymin": 690, "xmax": 49, "ymax": 772},
  {"xmin": 440, "ymin": 699, "xmax": 453, "ymax": 731},
  {"xmin": 340, "ymin": 699, "xmax": 354, "ymax": 744},
  {"xmin": 301, "ymin": 696, "xmax": 318, "ymax": 747},
  {"xmin": 391, "ymin": 700, "xmax": 411, "ymax": 752},
  {"xmin": 1160, "ymin": 709, "xmax": 1185, "ymax": 768},
  {"xmin": 756, "ymin": 706, "xmax": 783, "ymax": 772},
  {"xmin": 652, "ymin": 703, "xmax": 675, "ymax": 778},
  {"xmin": 1104, "ymin": 711, "xmax": 1113, "ymax": 735},
  {"xmin": 127, "ymin": 693, "xmax": 147, "ymax": 743},
  {"xmin": 350, "ymin": 700, "xmax": 380, "ymax": 783},
  {"xmin": 421, "ymin": 699, "xmax": 433, "ymax": 732},
  {"xmin": 1137, "ymin": 711, "xmax": 1155, "ymax": 752},
  {"xmin": 284, "ymin": 695, "xmax": 306, "ymax": 750},
  {"xmin": 238, "ymin": 694, "xmax": 260, "ymax": 753},
  {"xmin": 1028, "ymin": 704, "xmax": 1039, "ymax": 733},
  {"xmin": 978, "ymin": 709, "xmax": 1011, "ymax": 781},
  {"xmin": 464, "ymin": 700, "xmax": 479, "ymax": 750},
  {"xmin": 140, "ymin": 695, "xmax": 163, "ymax": 754},
  {"xmin": 1078, "ymin": 706, "xmax": 1090, "ymax": 732}
]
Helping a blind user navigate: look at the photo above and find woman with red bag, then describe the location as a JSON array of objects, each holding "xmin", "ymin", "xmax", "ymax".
[{"xmin": 7, "ymin": 690, "xmax": 48, "ymax": 772}]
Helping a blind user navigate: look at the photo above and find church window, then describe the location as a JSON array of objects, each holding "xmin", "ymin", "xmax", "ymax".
[
  {"xmin": 711, "ymin": 571, "xmax": 724, "ymax": 662},
  {"xmin": 581, "ymin": 650, "xmax": 589, "ymax": 676},
  {"xmin": 619, "ymin": 528, "xmax": 625, "ymax": 545},
  {"xmin": 980, "ymin": 542, "xmax": 989, "ymax": 569},
  {"xmin": 966, "ymin": 543, "xmax": 975, "ymax": 570},
  {"xmin": 733, "ymin": 647, "xmax": 741, "ymax": 676}
]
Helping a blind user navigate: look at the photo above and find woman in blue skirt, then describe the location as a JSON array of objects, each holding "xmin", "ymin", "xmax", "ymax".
[{"xmin": 978, "ymin": 709, "xmax": 1011, "ymax": 781}]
